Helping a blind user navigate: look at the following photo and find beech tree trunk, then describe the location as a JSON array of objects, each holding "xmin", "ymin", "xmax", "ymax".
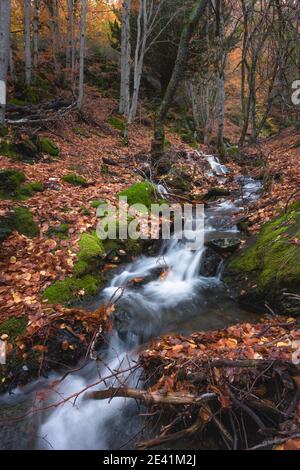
[
  {"xmin": 119, "ymin": 0, "xmax": 131, "ymax": 116},
  {"xmin": 216, "ymin": 0, "xmax": 226, "ymax": 155},
  {"xmin": 33, "ymin": 0, "xmax": 39, "ymax": 71},
  {"xmin": 128, "ymin": 0, "xmax": 147, "ymax": 124},
  {"xmin": 0, "ymin": 0, "xmax": 11, "ymax": 124},
  {"xmin": 66, "ymin": 0, "xmax": 73, "ymax": 69},
  {"xmin": 77, "ymin": 0, "xmax": 87, "ymax": 110},
  {"xmin": 24, "ymin": 0, "xmax": 32, "ymax": 85}
]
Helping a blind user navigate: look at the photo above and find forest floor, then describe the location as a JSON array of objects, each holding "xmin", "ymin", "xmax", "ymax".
[{"xmin": 1, "ymin": 90, "xmax": 300, "ymax": 448}]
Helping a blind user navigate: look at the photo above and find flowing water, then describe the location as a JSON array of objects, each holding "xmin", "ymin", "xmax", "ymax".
[{"xmin": 0, "ymin": 158, "xmax": 262, "ymax": 450}]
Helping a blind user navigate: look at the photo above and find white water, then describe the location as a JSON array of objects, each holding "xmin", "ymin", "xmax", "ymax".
[
  {"xmin": 0, "ymin": 161, "xmax": 262, "ymax": 450},
  {"xmin": 37, "ymin": 221, "xmax": 225, "ymax": 450}
]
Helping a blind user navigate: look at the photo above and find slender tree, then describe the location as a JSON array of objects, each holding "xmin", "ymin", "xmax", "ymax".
[
  {"xmin": 77, "ymin": 0, "xmax": 87, "ymax": 110},
  {"xmin": 24, "ymin": 0, "xmax": 32, "ymax": 85},
  {"xmin": 0, "ymin": 0, "xmax": 11, "ymax": 124},
  {"xmin": 119, "ymin": 0, "xmax": 131, "ymax": 116},
  {"xmin": 33, "ymin": 0, "xmax": 39, "ymax": 71}
]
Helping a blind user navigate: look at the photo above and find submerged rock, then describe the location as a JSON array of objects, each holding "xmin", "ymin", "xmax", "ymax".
[
  {"xmin": 207, "ymin": 237, "xmax": 241, "ymax": 255},
  {"xmin": 224, "ymin": 202, "xmax": 300, "ymax": 316}
]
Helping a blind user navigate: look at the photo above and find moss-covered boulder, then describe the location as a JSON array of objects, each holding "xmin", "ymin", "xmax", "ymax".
[
  {"xmin": 0, "ymin": 169, "xmax": 43, "ymax": 200},
  {"xmin": 0, "ymin": 206, "xmax": 39, "ymax": 240},
  {"xmin": 118, "ymin": 182, "xmax": 160, "ymax": 210},
  {"xmin": 39, "ymin": 137, "xmax": 60, "ymax": 156},
  {"xmin": 224, "ymin": 202, "xmax": 300, "ymax": 315},
  {"xmin": 43, "ymin": 232, "xmax": 105, "ymax": 305},
  {"xmin": 0, "ymin": 169, "xmax": 26, "ymax": 197},
  {"xmin": 10, "ymin": 206, "xmax": 39, "ymax": 238},
  {"xmin": 62, "ymin": 173, "xmax": 88, "ymax": 187}
]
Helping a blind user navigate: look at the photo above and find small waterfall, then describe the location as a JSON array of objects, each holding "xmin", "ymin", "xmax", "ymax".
[{"xmin": 195, "ymin": 150, "xmax": 228, "ymax": 176}]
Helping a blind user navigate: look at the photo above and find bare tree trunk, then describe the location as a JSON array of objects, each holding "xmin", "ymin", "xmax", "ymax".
[
  {"xmin": 216, "ymin": 0, "xmax": 226, "ymax": 156},
  {"xmin": 119, "ymin": 0, "xmax": 131, "ymax": 116},
  {"xmin": 33, "ymin": 0, "xmax": 39, "ymax": 71},
  {"xmin": 66, "ymin": 0, "xmax": 73, "ymax": 69},
  {"xmin": 77, "ymin": 0, "xmax": 87, "ymax": 110},
  {"xmin": 128, "ymin": 0, "xmax": 148, "ymax": 124},
  {"xmin": 153, "ymin": 0, "xmax": 209, "ymax": 155},
  {"xmin": 24, "ymin": 0, "xmax": 32, "ymax": 85},
  {"xmin": 0, "ymin": 0, "xmax": 11, "ymax": 124},
  {"xmin": 9, "ymin": 34, "xmax": 16, "ymax": 83}
]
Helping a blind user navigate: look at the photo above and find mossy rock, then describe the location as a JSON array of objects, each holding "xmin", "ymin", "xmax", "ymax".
[
  {"xmin": 42, "ymin": 274, "xmax": 103, "ymax": 305},
  {"xmin": 39, "ymin": 137, "xmax": 60, "ymax": 156},
  {"xmin": 78, "ymin": 232, "xmax": 104, "ymax": 261},
  {"xmin": 0, "ymin": 316, "xmax": 28, "ymax": 339},
  {"xmin": 62, "ymin": 173, "xmax": 88, "ymax": 186},
  {"xmin": 43, "ymin": 232, "xmax": 105, "ymax": 305},
  {"xmin": 0, "ymin": 169, "xmax": 26, "ymax": 196},
  {"xmin": 0, "ymin": 216, "xmax": 13, "ymax": 243},
  {"xmin": 0, "ymin": 169, "xmax": 43, "ymax": 200},
  {"xmin": 9, "ymin": 206, "xmax": 39, "ymax": 238},
  {"xmin": 118, "ymin": 182, "xmax": 160, "ymax": 210},
  {"xmin": 225, "ymin": 202, "xmax": 300, "ymax": 315},
  {"xmin": 165, "ymin": 166, "xmax": 191, "ymax": 193}
]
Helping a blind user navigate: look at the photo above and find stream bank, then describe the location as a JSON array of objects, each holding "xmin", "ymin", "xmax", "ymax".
[{"xmin": 0, "ymin": 151, "xmax": 299, "ymax": 450}]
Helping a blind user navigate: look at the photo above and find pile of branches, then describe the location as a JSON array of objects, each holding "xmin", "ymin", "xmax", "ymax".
[
  {"xmin": 87, "ymin": 317, "xmax": 300, "ymax": 450},
  {"xmin": 6, "ymin": 98, "xmax": 76, "ymax": 125}
]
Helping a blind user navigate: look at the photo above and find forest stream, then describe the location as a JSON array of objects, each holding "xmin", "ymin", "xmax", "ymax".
[{"xmin": 0, "ymin": 158, "xmax": 263, "ymax": 450}]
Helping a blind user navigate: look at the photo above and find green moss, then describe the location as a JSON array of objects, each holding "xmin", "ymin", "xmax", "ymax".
[
  {"xmin": 0, "ymin": 316, "xmax": 28, "ymax": 338},
  {"xmin": 47, "ymin": 223, "xmax": 69, "ymax": 239},
  {"xmin": 78, "ymin": 232, "xmax": 104, "ymax": 261},
  {"xmin": 0, "ymin": 169, "xmax": 26, "ymax": 197},
  {"xmin": 90, "ymin": 200, "xmax": 106, "ymax": 209},
  {"xmin": 62, "ymin": 173, "xmax": 87, "ymax": 186},
  {"xmin": 107, "ymin": 116, "xmax": 126, "ymax": 133},
  {"xmin": 229, "ymin": 202, "xmax": 300, "ymax": 290},
  {"xmin": 40, "ymin": 138, "xmax": 60, "ymax": 156},
  {"xmin": 118, "ymin": 182, "xmax": 158, "ymax": 210},
  {"xmin": 42, "ymin": 273, "xmax": 103, "ymax": 304},
  {"xmin": 0, "ymin": 170, "xmax": 43, "ymax": 201},
  {"xmin": 11, "ymin": 206, "xmax": 39, "ymax": 238}
]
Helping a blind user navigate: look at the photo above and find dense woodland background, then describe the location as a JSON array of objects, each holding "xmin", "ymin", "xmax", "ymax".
[{"xmin": 0, "ymin": 0, "xmax": 300, "ymax": 151}]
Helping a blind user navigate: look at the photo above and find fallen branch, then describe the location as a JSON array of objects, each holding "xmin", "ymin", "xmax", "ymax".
[
  {"xmin": 85, "ymin": 387, "xmax": 216, "ymax": 406},
  {"xmin": 248, "ymin": 433, "xmax": 300, "ymax": 450}
]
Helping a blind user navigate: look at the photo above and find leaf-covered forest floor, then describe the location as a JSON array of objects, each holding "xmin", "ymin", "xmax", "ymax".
[{"xmin": 1, "ymin": 88, "xmax": 300, "ymax": 448}]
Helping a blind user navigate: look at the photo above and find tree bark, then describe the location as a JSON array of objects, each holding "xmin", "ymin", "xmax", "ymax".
[
  {"xmin": 33, "ymin": 0, "xmax": 39, "ymax": 71},
  {"xmin": 77, "ymin": 0, "xmax": 87, "ymax": 110},
  {"xmin": 128, "ymin": 0, "xmax": 148, "ymax": 124},
  {"xmin": 24, "ymin": 0, "xmax": 32, "ymax": 85},
  {"xmin": 119, "ymin": 0, "xmax": 131, "ymax": 116},
  {"xmin": 0, "ymin": 0, "xmax": 11, "ymax": 124},
  {"xmin": 66, "ymin": 0, "xmax": 73, "ymax": 69}
]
